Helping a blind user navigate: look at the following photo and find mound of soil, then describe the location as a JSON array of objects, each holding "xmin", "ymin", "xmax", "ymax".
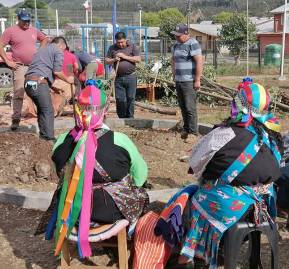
[
  {"xmin": 0, "ymin": 132, "xmax": 57, "ymax": 189},
  {"xmin": 0, "ymin": 128, "xmax": 198, "ymax": 191}
]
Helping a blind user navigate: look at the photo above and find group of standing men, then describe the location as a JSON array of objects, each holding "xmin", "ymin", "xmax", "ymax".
[
  {"xmin": 0, "ymin": 8, "xmax": 203, "ymax": 141},
  {"xmin": 105, "ymin": 24, "xmax": 204, "ymax": 140}
]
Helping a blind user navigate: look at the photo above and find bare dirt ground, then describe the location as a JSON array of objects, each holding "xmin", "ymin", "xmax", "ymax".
[
  {"xmin": 0, "ymin": 102, "xmax": 215, "ymax": 192},
  {"xmin": 1, "ymin": 202, "xmax": 289, "ymax": 269},
  {"xmin": 0, "ymin": 127, "xmax": 197, "ymax": 192}
]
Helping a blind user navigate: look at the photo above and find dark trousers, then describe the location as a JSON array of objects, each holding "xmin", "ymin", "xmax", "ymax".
[
  {"xmin": 25, "ymin": 83, "xmax": 55, "ymax": 140},
  {"xmin": 276, "ymin": 164, "xmax": 289, "ymax": 209},
  {"xmin": 176, "ymin": 81, "xmax": 198, "ymax": 134},
  {"xmin": 115, "ymin": 74, "xmax": 137, "ymax": 118}
]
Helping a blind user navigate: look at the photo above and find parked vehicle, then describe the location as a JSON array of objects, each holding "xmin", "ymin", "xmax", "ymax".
[{"xmin": 0, "ymin": 51, "xmax": 13, "ymax": 89}]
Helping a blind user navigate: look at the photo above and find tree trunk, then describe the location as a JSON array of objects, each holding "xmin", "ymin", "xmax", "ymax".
[{"xmin": 234, "ymin": 55, "xmax": 241, "ymax": 65}]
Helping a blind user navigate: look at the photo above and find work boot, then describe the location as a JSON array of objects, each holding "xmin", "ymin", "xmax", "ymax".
[
  {"xmin": 180, "ymin": 130, "xmax": 189, "ymax": 140},
  {"xmin": 10, "ymin": 119, "xmax": 20, "ymax": 131}
]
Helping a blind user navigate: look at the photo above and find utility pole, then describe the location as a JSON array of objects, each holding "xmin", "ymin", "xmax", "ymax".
[
  {"xmin": 187, "ymin": 0, "xmax": 192, "ymax": 27},
  {"xmin": 138, "ymin": 4, "xmax": 142, "ymax": 49},
  {"xmin": 246, "ymin": 0, "xmax": 249, "ymax": 76},
  {"xmin": 34, "ymin": 0, "xmax": 38, "ymax": 28},
  {"xmin": 90, "ymin": 0, "xmax": 93, "ymax": 24},
  {"xmin": 279, "ymin": 0, "xmax": 288, "ymax": 80}
]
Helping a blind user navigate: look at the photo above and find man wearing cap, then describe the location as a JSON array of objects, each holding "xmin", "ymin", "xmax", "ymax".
[
  {"xmin": 0, "ymin": 9, "xmax": 48, "ymax": 131},
  {"xmin": 171, "ymin": 23, "xmax": 203, "ymax": 140}
]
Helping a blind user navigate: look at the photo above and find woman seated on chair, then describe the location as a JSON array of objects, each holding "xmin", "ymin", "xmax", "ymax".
[
  {"xmin": 42, "ymin": 80, "xmax": 149, "ymax": 258},
  {"xmin": 155, "ymin": 79, "xmax": 283, "ymax": 269}
]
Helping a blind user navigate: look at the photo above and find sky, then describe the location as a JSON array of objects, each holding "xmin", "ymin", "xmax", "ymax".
[{"xmin": 0, "ymin": 0, "xmax": 23, "ymax": 7}]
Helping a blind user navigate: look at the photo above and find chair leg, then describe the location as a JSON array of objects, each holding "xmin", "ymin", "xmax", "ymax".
[
  {"xmin": 262, "ymin": 223, "xmax": 279, "ymax": 269},
  {"xmin": 117, "ymin": 228, "xmax": 128, "ymax": 269},
  {"xmin": 249, "ymin": 231, "xmax": 261, "ymax": 269},
  {"xmin": 61, "ymin": 238, "xmax": 71, "ymax": 268},
  {"xmin": 224, "ymin": 224, "xmax": 247, "ymax": 269}
]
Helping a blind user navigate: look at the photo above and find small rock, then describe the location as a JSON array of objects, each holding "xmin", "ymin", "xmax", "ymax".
[
  {"xmin": 23, "ymin": 148, "xmax": 31, "ymax": 155},
  {"xmin": 179, "ymin": 155, "xmax": 190, "ymax": 162},
  {"xmin": 15, "ymin": 166, "xmax": 21, "ymax": 173},
  {"xmin": 34, "ymin": 160, "xmax": 51, "ymax": 179},
  {"xmin": 20, "ymin": 173, "xmax": 30, "ymax": 183}
]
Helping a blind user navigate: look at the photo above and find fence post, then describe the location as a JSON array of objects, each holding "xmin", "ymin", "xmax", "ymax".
[
  {"xmin": 164, "ymin": 38, "xmax": 167, "ymax": 57},
  {"xmin": 213, "ymin": 39, "xmax": 218, "ymax": 69},
  {"xmin": 258, "ymin": 40, "xmax": 262, "ymax": 69},
  {"xmin": 160, "ymin": 38, "xmax": 163, "ymax": 58},
  {"xmin": 104, "ymin": 28, "xmax": 108, "ymax": 80}
]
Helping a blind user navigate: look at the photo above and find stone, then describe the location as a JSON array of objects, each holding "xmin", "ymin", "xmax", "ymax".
[
  {"xmin": 34, "ymin": 160, "xmax": 51, "ymax": 179},
  {"xmin": 15, "ymin": 166, "xmax": 21, "ymax": 173},
  {"xmin": 20, "ymin": 173, "xmax": 30, "ymax": 183},
  {"xmin": 22, "ymin": 147, "xmax": 31, "ymax": 155}
]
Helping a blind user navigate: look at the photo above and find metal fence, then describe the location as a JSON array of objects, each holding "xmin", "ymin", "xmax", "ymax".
[{"xmin": 0, "ymin": 8, "xmax": 140, "ymax": 29}]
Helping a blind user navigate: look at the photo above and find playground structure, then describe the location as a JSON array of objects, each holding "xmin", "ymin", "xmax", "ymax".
[{"xmin": 80, "ymin": 24, "xmax": 149, "ymax": 78}]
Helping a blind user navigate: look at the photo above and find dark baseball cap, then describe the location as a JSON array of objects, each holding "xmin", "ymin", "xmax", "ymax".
[
  {"xmin": 171, "ymin": 23, "xmax": 189, "ymax": 36},
  {"xmin": 17, "ymin": 10, "xmax": 31, "ymax": 21}
]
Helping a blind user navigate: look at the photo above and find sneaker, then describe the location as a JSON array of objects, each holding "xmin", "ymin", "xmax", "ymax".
[{"xmin": 10, "ymin": 119, "xmax": 20, "ymax": 131}]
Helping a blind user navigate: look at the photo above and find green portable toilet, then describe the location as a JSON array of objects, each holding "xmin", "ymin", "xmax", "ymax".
[{"xmin": 264, "ymin": 44, "xmax": 282, "ymax": 66}]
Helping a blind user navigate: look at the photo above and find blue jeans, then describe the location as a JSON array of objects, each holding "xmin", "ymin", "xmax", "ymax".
[{"xmin": 115, "ymin": 74, "xmax": 137, "ymax": 118}]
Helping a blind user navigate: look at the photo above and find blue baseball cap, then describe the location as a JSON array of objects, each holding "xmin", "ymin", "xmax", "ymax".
[{"xmin": 17, "ymin": 10, "xmax": 31, "ymax": 21}]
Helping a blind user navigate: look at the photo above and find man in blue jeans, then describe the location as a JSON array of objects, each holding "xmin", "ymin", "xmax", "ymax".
[
  {"xmin": 105, "ymin": 32, "xmax": 141, "ymax": 118},
  {"xmin": 171, "ymin": 24, "xmax": 203, "ymax": 140}
]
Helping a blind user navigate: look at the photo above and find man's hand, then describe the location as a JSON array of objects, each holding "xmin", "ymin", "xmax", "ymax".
[
  {"xmin": 6, "ymin": 60, "xmax": 17, "ymax": 70},
  {"xmin": 66, "ymin": 76, "xmax": 75, "ymax": 84},
  {"xmin": 115, "ymin": 52, "xmax": 127, "ymax": 60},
  {"xmin": 194, "ymin": 79, "xmax": 201, "ymax": 91}
]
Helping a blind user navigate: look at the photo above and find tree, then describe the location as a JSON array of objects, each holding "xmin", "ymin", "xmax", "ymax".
[
  {"xmin": 219, "ymin": 13, "xmax": 257, "ymax": 65},
  {"xmin": 158, "ymin": 8, "xmax": 185, "ymax": 39},
  {"xmin": 59, "ymin": 17, "xmax": 72, "ymax": 28},
  {"xmin": 20, "ymin": 0, "xmax": 47, "ymax": 9},
  {"xmin": 142, "ymin": 12, "xmax": 161, "ymax": 27},
  {"xmin": 212, "ymin": 11, "xmax": 233, "ymax": 24},
  {"xmin": 64, "ymin": 29, "xmax": 80, "ymax": 37}
]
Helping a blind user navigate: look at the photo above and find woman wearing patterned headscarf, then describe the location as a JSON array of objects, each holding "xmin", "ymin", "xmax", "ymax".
[
  {"xmin": 40, "ymin": 80, "xmax": 149, "ymax": 258},
  {"xmin": 154, "ymin": 79, "xmax": 283, "ymax": 269}
]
